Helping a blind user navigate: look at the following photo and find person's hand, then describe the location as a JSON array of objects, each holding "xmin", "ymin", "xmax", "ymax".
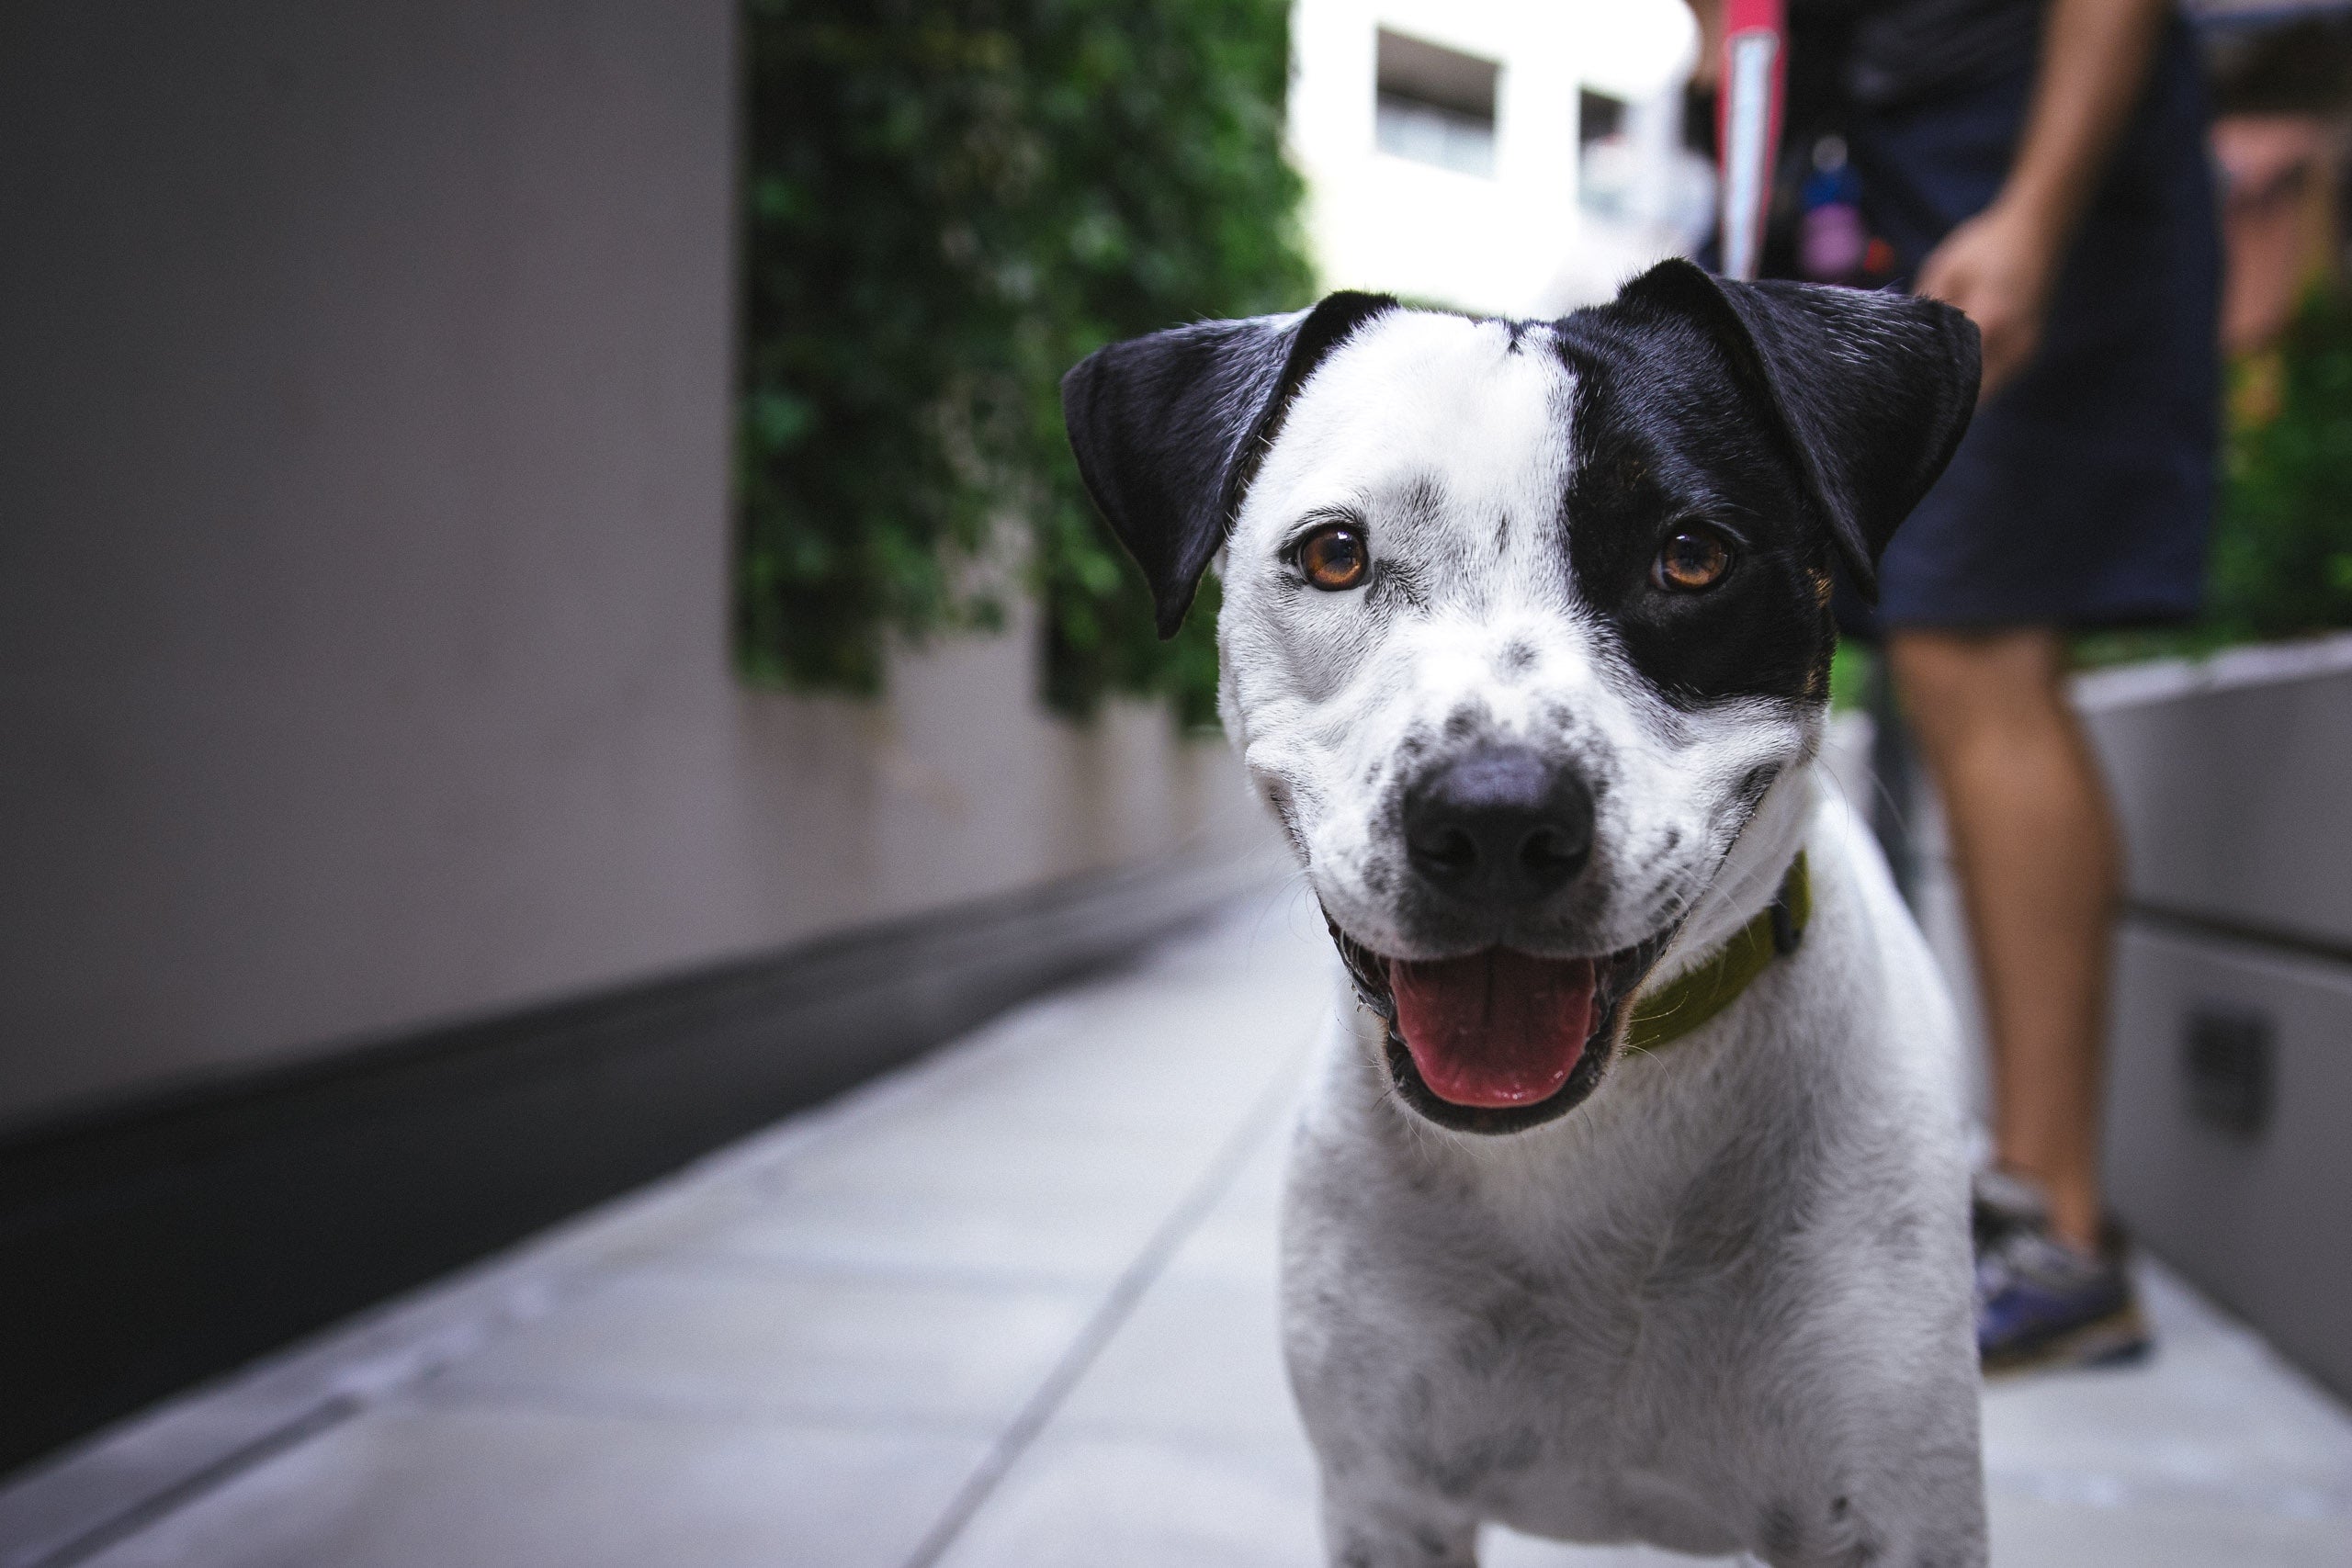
[
  {"xmin": 1685, "ymin": 0, "xmax": 1724, "ymax": 89},
  {"xmin": 1913, "ymin": 200, "xmax": 2064, "ymax": 400}
]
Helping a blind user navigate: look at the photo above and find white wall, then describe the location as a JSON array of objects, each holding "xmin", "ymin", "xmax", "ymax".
[{"xmin": 0, "ymin": 1, "xmax": 1269, "ymax": 1128}]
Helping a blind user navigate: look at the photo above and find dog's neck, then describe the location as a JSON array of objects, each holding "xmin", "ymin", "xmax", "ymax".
[{"xmin": 1647, "ymin": 759, "xmax": 1821, "ymax": 989}]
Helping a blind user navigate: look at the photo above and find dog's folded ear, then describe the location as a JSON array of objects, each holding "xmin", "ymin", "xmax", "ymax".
[
  {"xmin": 1061, "ymin": 292, "xmax": 1397, "ymax": 637},
  {"xmin": 1613, "ymin": 258, "xmax": 1981, "ymax": 601}
]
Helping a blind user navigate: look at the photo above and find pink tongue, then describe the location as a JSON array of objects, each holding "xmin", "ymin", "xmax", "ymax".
[{"xmin": 1387, "ymin": 951, "xmax": 1597, "ymax": 1109}]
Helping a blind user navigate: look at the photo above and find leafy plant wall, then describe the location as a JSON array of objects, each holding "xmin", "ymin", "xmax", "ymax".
[
  {"xmin": 2210, "ymin": 287, "xmax": 2352, "ymax": 641},
  {"xmin": 738, "ymin": 0, "xmax": 1314, "ymax": 726}
]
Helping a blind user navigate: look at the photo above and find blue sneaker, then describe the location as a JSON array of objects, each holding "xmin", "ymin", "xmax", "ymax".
[{"xmin": 1973, "ymin": 1169, "xmax": 2152, "ymax": 1376}]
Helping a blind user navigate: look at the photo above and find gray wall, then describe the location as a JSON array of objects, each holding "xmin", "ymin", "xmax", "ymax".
[
  {"xmin": 0, "ymin": 2, "xmax": 1266, "ymax": 1129},
  {"xmin": 2080, "ymin": 640, "xmax": 2352, "ymax": 1397}
]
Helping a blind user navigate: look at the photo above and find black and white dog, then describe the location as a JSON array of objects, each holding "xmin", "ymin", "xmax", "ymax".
[{"xmin": 1063, "ymin": 260, "xmax": 1985, "ymax": 1567}]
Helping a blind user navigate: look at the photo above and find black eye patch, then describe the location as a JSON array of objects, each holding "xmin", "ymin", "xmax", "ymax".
[{"xmin": 1555, "ymin": 328, "xmax": 1836, "ymax": 706}]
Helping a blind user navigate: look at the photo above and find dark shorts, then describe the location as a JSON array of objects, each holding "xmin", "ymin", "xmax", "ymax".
[{"xmin": 1845, "ymin": 25, "xmax": 2222, "ymax": 633}]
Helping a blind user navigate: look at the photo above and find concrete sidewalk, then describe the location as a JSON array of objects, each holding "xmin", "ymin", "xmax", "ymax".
[{"xmin": 6, "ymin": 887, "xmax": 2350, "ymax": 1567}]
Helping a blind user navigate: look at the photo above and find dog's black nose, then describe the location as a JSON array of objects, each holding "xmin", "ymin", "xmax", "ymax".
[{"xmin": 1403, "ymin": 746, "xmax": 1594, "ymax": 906}]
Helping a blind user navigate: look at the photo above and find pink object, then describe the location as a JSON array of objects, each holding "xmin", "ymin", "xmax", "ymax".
[{"xmin": 1802, "ymin": 202, "xmax": 1867, "ymax": 283}]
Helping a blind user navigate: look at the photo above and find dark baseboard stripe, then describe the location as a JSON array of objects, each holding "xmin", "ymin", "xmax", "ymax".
[
  {"xmin": 2122, "ymin": 900, "xmax": 2352, "ymax": 973},
  {"xmin": 0, "ymin": 852, "xmax": 1271, "ymax": 1479}
]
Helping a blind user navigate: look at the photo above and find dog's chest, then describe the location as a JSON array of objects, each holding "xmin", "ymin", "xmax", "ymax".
[{"xmin": 1282, "ymin": 1114, "xmax": 1811, "ymax": 1546}]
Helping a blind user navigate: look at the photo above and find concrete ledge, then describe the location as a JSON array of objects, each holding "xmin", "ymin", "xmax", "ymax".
[
  {"xmin": 0, "ymin": 850, "xmax": 1278, "ymax": 1479},
  {"xmin": 2077, "ymin": 631, "xmax": 2352, "ymax": 953}
]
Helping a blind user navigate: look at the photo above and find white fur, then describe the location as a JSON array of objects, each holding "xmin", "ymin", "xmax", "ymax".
[{"xmin": 1217, "ymin": 313, "xmax": 1985, "ymax": 1565}]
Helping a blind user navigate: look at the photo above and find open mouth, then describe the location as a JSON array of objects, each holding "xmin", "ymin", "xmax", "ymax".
[{"xmin": 1323, "ymin": 918, "xmax": 1676, "ymax": 1134}]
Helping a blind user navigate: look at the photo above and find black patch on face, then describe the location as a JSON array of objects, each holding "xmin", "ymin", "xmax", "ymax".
[
  {"xmin": 1600, "ymin": 261, "xmax": 1980, "ymax": 597},
  {"xmin": 1554, "ymin": 310, "xmax": 1837, "ymax": 706},
  {"xmin": 1548, "ymin": 260, "xmax": 1979, "ymax": 705},
  {"xmin": 1061, "ymin": 290, "xmax": 1399, "ymax": 637}
]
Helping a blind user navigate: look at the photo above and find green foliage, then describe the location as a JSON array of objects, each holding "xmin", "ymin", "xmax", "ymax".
[
  {"xmin": 1827, "ymin": 640, "xmax": 1873, "ymax": 712},
  {"xmin": 2210, "ymin": 287, "xmax": 2352, "ymax": 640},
  {"xmin": 738, "ymin": 0, "xmax": 1313, "ymax": 720}
]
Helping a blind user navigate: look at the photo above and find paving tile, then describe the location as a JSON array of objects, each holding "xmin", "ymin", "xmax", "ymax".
[
  {"xmin": 662, "ymin": 1043, "xmax": 1316, "ymax": 1296},
  {"xmin": 1164, "ymin": 1123, "xmax": 1293, "ymax": 1288},
  {"xmin": 769, "ymin": 1112, "xmax": 1222, "ymax": 1203},
  {"xmin": 1983, "ymin": 1348, "xmax": 2352, "ymax": 1507},
  {"xmin": 74, "ymin": 1404, "xmax": 986, "ymax": 1568},
  {"xmin": 678, "ymin": 1179, "xmax": 1164, "ymax": 1287},
  {"xmin": 1046, "ymin": 1129, "xmax": 1300, "ymax": 1443},
  {"xmin": 1052, "ymin": 1267, "xmax": 1304, "ymax": 1450},
  {"xmin": 931, "ymin": 1431, "xmax": 1321, "ymax": 1568},
  {"xmin": 1982, "ymin": 1262, "xmax": 2352, "ymax": 1525},
  {"xmin": 1987, "ymin": 1491, "xmax": 2352, "ymax": 1568},
  {"xmin": 0, "ymin": 1396, "xmax": 323, "ymax": 1568},
  {"xmin": 424, "ymin": 1263, "xmax": 1094, "ymax": 1429},
  {"xmin": 911, "ymin": 1060, "xmax": 1283, "ymax": 1146},
  {"xmin": 759, "ymin": 982, "xmax": 1311, "ymax": 1190},
  {"xmin": 1482, "ymin": 1528, "xmax": 1738, "ymax": 1565},
  {"xmin": 910, "ymin": 989, "xmax": 1327, "ymax": 1139}
]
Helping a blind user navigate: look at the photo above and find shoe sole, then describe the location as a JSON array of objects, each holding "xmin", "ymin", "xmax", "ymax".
[{"xmin": 1982, "ymin": 1302, "xmax": 2153, "ymax": 1379}]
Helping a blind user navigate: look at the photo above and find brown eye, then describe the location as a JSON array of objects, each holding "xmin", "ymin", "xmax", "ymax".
[
  {"xmin": 1298, "ymin": 523, "xmax": 1370, "ymax": 592},
  {"xmin": 1653, "ymin": 527, "xmax": 1732, "ymax": 592}
]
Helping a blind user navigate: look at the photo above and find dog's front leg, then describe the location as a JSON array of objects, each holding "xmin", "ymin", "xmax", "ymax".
[{"xmin": 1318, "ymin": 1477, "xmax": 1480, "ymax": 1568}]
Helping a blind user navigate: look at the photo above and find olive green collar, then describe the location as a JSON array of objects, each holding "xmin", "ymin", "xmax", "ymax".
[{"xmin": 1623, "ymin": 852, "xmax": 1811, "ymax": 1055}]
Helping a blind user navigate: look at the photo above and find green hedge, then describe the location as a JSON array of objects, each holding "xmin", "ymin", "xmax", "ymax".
[
  {"xmin": 2208, "ymin": 287, "xmax": 2352, "ymax": 640},
  {"xmin": 738, "ymin": 0, "xmax": 1313, "ymax": 725}
]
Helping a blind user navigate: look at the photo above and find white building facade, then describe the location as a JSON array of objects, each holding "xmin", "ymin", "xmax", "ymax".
[{"xmin": 1288, "ymin": 0, "xmax": 1710, "ymax": 317}]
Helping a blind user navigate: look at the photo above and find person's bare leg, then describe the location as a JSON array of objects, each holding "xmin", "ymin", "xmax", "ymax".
[{"xmin": 1887, "ymin": 627, "xmax": 2119, "ymax": 1252}]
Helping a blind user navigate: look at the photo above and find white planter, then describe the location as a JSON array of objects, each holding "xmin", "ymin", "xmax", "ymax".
[
  {"xmin": 2081, "ymin": 633, "xmax": 2352, "ymax": 954},
  {"xmin": 2082, "ymin": 634, "xmax": 2352, "ymax": 1398}
]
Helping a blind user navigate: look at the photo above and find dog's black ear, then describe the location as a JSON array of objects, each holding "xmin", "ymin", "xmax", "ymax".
[
  {"xmin": 1613, "ymin": 258, "xmax": 1980, "ymax": 600},
  {"xmin": 1060, "ymin": 292, "xmax": 1398, "ymax": 637}
]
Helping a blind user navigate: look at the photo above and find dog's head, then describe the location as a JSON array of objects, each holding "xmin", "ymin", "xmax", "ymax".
[{"xmin": 1063, "ymin": 261, "xmax": 1978, "ymax": 1134}]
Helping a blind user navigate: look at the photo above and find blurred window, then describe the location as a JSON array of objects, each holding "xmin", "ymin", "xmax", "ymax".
[
  {"xmin": 1374, "ymin": 28, "xmax": 1499, "ymax": 177},
  {"xmin": 1579, "ymin": 88, "xmax": 1627, "ymax": 147}
]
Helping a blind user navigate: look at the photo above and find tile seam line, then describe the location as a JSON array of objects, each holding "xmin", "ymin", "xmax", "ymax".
[
  {"xmin": 897, "ymin": 1047, "xmax": 1308, "ymax": 1568},
  {"xmin": 2121, "ymin": 898, "xmax": 2352, "ymax": 972},
  {"xmin": 14, "ymin": 1395, "xmax": 363, "ymax": 1568}
]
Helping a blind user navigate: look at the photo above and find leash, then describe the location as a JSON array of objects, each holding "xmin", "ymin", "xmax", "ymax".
[
  {"xmin": 1715, "ymin": 0, "xmax": 1789, "ymax": 282},
  {"xmin": 1623, "ymin": 852, "xmax": 1810, "ymax": 1054}
]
